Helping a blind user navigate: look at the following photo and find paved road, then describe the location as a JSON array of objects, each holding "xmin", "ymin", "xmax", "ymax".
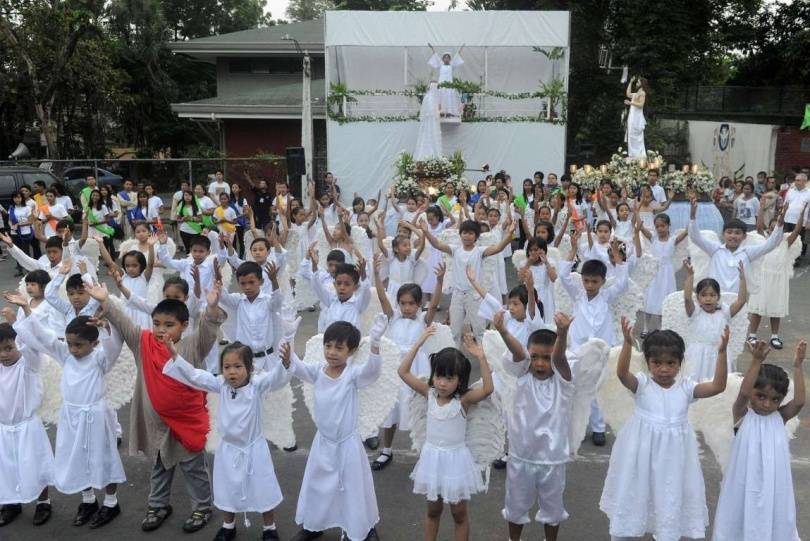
[{"xmin": 1, "ymin": 252, "xmax": 808, "ymax": 541}]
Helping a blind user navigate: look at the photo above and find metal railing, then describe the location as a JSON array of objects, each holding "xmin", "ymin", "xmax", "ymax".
[{"xmin": 666, "ymin": 85, "xmax": 808, "ymax": 117}]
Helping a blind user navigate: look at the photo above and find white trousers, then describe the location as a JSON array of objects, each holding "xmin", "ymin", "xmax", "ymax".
[
  {"xmin": 449, "ymin": 289, "xmax": 485, "ymax": 346},
  {"xmin": 502, "ymin": 459, "xmax": 568, "ymax": 526}
]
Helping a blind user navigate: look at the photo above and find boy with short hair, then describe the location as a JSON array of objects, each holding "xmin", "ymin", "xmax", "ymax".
[
  {"xmin": 44, "ymin": 261, "xmax": 99, "ymax": 330},
  {"xmin": 558, "ymin": 235, "xmax": 629, "ymax": 445},
  {"xmin": 156, "ymin": 230, "xmax": 223, "ymax": 295},
  {"xmin": 495, "ymin": 313, "xmax": 575, "ymax": 541},
  {"xmin": 85, "ymin": 281, "xmax": 227, "ymax": 534},
  {"xmin": 689, "ymin": 198, "xmax": 785, "ymax": 293},
  {"xmin": 421, "ymin": 218, "xmax": 515, "ymax": 344},
  {"xmin": 0, "ymin": 322, "xmax": 54, "ymax": 528},
  {"xmin": 0, "ymin": 231, "xmax": 92, "ymax": 279},
  {"xmin": 300, "ymin": 245, "xmax": 369, "ymax": 333}
]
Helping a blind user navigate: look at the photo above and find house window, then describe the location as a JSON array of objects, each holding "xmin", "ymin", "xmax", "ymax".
[{"xmin": 229, "ymin": 58, "xmax": 252, "ymax": 73}]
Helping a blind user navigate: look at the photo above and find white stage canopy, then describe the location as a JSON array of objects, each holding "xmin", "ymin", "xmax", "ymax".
[{"xmin": 324, "ymin": 11, "xmax": 570, "ymax": 196}]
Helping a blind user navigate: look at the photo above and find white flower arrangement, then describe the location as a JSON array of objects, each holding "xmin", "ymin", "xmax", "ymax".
[
  {"xmin": 662, "ymin": 166, "xmax": 716, "ymax": 197},
  {"xmin": 391, "ymin": 151, "xmax": 468, "ymax": 199}
]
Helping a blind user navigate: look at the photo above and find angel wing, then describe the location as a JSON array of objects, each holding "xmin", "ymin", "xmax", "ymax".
[
  {"xmin": 552, "ymin": 275, "xmax": 575, "ymax": 318},
  {"xmin": 511, "ymin": 249, "xmax": 528, "ymax": 273},
  {"xmin": 687, "ymin": 230, "xmax": 719, "ymax": 283},
  {"xmin": 555, "ymin": 234, "xmax": 572, "ymax": 262},
  {"xmin": 568, "ymin": 338, "xmax": 610, "ymax": 457},
  {"xmin": 671, "ymin": 230, "xmax": 689, "ymax": 271},
  {"xmin": 243, "ymin": 229, "xmax": 259, "ymax": 262},
  {"xmin": 687, "ymin": 373, "xmax": 741, "ymax": 470},
  {"xmin": 357, "ymin": 286, "xmax": 384, "ymax": 336},
  {"xmin": 408, "ymin": 384, "xmax": 428, "ymax": 456},
  {"xmin": 661, "ymin": 291, "xmax": 688, "ymax": 341},
  {"xmin": 738, "ymin": 231, "xmax": 766, "ymax": 295},
  {"xmin": 439, "ymin": 229, "xmax": 461, "ymax": 294},
  {"xmin": 301, "ymin": 334, "xmax": 401, "ymax": 441},
  {"xmin": 598, "ymin": 344, "xmax": 644, "ymax": 434},
  {"xmin": 477, "ymin": 231, "xmax": 498, "ymax": 291},
  {"xmin": 79, "ymin": 240, "xmax": 101, "ymax": 271},
  {"xmin": 351, "ymin": 225, "xmax": 372, "ymax": 261},
  {"xmin": 465, "ymin": 381, "xmax": 506, "ymax": 485},
  {"xmin": 283, "ymin": 226, "xmax": 301, "ymax": 276},
  {"xmin": 723, "ymin": 292, "xmax": 749, "ymax": 371},
  {"xmin": 482, "ymin": 329, "xmax": 516, "ymax": 415},
  {"xmin": 423, "ymin": 323, "xmax": 455, "ymax": 356}
]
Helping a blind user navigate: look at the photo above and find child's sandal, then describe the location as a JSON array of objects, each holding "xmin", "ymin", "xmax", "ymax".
[
  {"xmin": 371, "ymin": 451, "xmax": 393, "ymax": 471},
  {"xmin": 141, "ymin": 505, "xmax": 172, "ymax": 532}
]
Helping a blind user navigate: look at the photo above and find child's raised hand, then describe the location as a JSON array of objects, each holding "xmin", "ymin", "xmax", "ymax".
[
  {"xmin": 59, "ymin": 258, "xmax": 72, "ymax": 275},
  {"xmin": 264, "ymin": 261, "xmax": 279, "ymax": 281},
  {"xmin": 718, "ymin": 325, "xmax": 730, "ymax": 351},
  {"xmin": 157, "ymin": 229, "xmax": 168, "ymax": 244},
  {"xmin": 369, "ymin": 313, "xmax": 388, "ymax": 344},
  {"xmin": 77, "ymin": 260, "xmax": 88, "ymax": 275},
  {"xmin": 147, "ymin": 232, "xmax": 159, "ymax": 246},
  {"xmin": 3, "ymin": 290, "xmax": 28, "ymax": 307},
  {"xmin": 213, "ymin": 258, "xmax": 223, "ymax": 286},
  {"xmin": 620, "ymin": 316, "xmax": 634, "ymax": 344},
  {"xmin": 205, "ymin": 282, "xmax": 221, "ymax": 307},
  {"xmin": 737, "ymin": 260, "xmax": 745, "ymax": 278},
  {"xmin": 683, "ymin": 257, "xmax": 694, "ymax": 275},
  {"xmin": 462, "ymin": 333, "xmax": 485, "ymax": 360},
  {"xmin": 0, "ymin": 231, "xmax": 12, "ymax": 246},
  {"xmin": 84, "ymin": 282, "xmax": 110, "ymax": 302},
  {"xmin": 418, "ymin": 323, "xmax": 438, "ymax": 345},
  {"xmin": 689, "ymin": 197, "xmax": 698, "ymax": 219},
  {"xmin": 355, "ymin": 256, "xmax": 367, "ymax": 280},
  {"xmin": 522, "ymin": 267, "xmax": 534, "ymax": 288},
  {"xmin": 794, "ymin": 340, "xmax": 806, "ymax": 368},
  {"xmin": 554, "ymin": 312, "xmax": 574, "ymax": 332},
  {"xmin": 747, "ymin": 338, "xmax": 770, "ymax": 361},
  {"xmin": 492, "ymin": 310, "xmax": 507, "ymax": 332},
  {"xmin": 434, "ymin": 261, "xmax": 446, "ymax": 280},
  {"xmin": 279, "ymin": 341, "xmax": 292, "ymax": 369}
]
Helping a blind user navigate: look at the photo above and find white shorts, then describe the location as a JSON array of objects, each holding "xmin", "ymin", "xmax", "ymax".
[{"xmin": 501, "ymin": 459, "xmax": 568, "ymax": 526}]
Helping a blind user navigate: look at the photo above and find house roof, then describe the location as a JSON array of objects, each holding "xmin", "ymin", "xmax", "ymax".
[
  {"xmin": 171, "ymin": 19, "xmax": 324, "ymax": 58},
  {"xmin": 171, "ymin": 77, "xmax": 326, "ymax": 119}
]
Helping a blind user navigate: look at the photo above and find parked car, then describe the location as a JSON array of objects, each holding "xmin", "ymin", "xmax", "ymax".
[
  {"xmin": 62, "ymin": 166, "xmax": 123, "ymax": 198},
  {"xmin": 0, "ymin": 166, "xmax": 61, "ymax": 209}
]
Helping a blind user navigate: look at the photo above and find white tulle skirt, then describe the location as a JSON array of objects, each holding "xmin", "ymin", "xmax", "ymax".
[{"xmin": 411, "ymin": 442, "xmax": 484, "ymax": 504}]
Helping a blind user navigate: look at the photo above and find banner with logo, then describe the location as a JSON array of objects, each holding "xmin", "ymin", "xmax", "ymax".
[{"xmin": 687, "ymin": 120, "xmax": 777, "ymax": 179}]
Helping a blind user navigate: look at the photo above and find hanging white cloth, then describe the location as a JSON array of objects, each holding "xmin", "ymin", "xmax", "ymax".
[
  {"xmin": 414, "ymin": 82, "xmax": 443, "ymax": 160},
  {"xmin": 625, "ymin": 91, "xmax": 646, "ymax": 158}
]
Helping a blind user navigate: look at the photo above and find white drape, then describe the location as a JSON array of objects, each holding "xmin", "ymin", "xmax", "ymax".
[{"xmin": 414, "ymin": 82, "xmax": 442, "ymax": 160}]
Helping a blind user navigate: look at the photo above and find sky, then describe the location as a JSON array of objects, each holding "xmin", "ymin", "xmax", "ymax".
[{"xmin": 266, "ymin": 0, "xmax": 458, "ymax": 22}]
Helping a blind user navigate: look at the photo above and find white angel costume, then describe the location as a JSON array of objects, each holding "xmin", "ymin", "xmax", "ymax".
[
  {"xmin": 121, "ymin": 273, "xmax": 151, "ymax": 329},
  {"xmin": 511, "ymin": 249, "xmax": 562, "ymax": 328},
  {"xmin": 747, "ymin": 232, "xmax": 802, "ymax": 318},
  {"xmin": 292, "ymin": 335, "xmax": 401, "ymax": 540},
  {"xmin": 13, "ymin": 319, "xmax": 126, "ymax": 494},
  {"xmin": 162, "ymin": 355, "xmax": 289, "ymax": 514},
  {"xmin": 686, "ymin": 303, "xmax": 732, "ymax": 381},
  {"xmin": 428, "ymin": 51, "xmax": 464, "ymax": 117},
  {"xmin": 414, "ymin": 82, "xmax": 442, "ymax": 160},
  {"xmin": 643, "ymin": 236, "xmax": 681, "ymax": 316},
  {"xmin": 410, "ymin": 388, "xmax": 486, "ymax": 503},
  {"xmin": 625, "ymin": 90, "xmax": 646, "ymax": 158},
  {"xmin": 712, "ymin": 410, "xmax": 800, "ymax": 541},
  {"xmin": 421, "ymin": 220, "xmax": 448, "ymax": 295},
  {"xmin": 600, "ymin": 373, "xmax": 709, "ymax": 541},
  {"xmin": 0, "ymin": 345, "xmax": 55, "ymax": 505},
  {"xmin": 119, "ymin": 237, "xmax": 176, "ymax": 305}
]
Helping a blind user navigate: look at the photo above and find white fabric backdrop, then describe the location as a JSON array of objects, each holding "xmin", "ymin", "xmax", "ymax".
[
  {"xmin": 687, "ymin": 120, "xmax": 778, "ymax": 179},
  {"xmin": 327, "ymin": 122, "xmax": 566, "ymax": 196}
]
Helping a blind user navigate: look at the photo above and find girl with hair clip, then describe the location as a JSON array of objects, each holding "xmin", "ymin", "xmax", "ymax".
[
  {"xmin": 398, "ymin": 325, "xmax": 494, "ymax": 541},
  {"xmin": 601, "ymin": 318, "xmax": 729, "ymax": 541},
  {"xmin": 712, "ymin": 339, "xmax": 805, "ymax": 541},
  {"xmin": 162, "ymin": 341, "xmax": 291, "ymax": 541},
  {"xmin": 683, "ymin": 258, "xmax": 748, "ymax": 380}
]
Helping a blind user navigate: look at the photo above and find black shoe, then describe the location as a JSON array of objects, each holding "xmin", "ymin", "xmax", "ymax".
[
  {"xmin": 770, "ymin": 337, "xmax": 784, "ymax": 350},
  {"xmin": 262, "ymin": 529, "xmax": 280, "ymax": 540},
  {"xmin": 364, "ymin": 436, "xmax": 379, "ymax": 450},
  {"xmin": 74, "ymin": 500, "xmax": 99, "ymax": 526},
  {"xmin": 371, "ymin": 451, "xmax": 393, "ymax": 471},
  {"xmin": 213, "ymin": 526, "xmax": 237, "ymax": 541},
  {"xmin": 182, "ymin": 509, "xmax": 212, "ymax": 533},
  {"xmin": 32, "ymin": 502, "xmax": 51, "ymax": 526},
  {"xmin": 0, "ymin": 504, "xmax": 22, "ymax": 527},
  {"xmin": 290, "ymin": 529, "xmax": 324, "ymax": 541},
  {"xmin": 117, "ymin": 437, "xmax": 122, "ymax": 448},
  {"xmin": 89, "ymin": 504, "xmax": 120, "ymax": 529},
  {"xmin": 283, "ymin": 443, "xmax": 298, "ymax": 452},
  {"xmin": 591, "ymin": 431, "xmax": 607, "ymax": 446},
  {"xmin": 141, "ymin": 505, "xmax": 173, "ymax": 532},
  {"xmin": 364, "ymin": 527, "xmax": 380, "ymax": 541},
  {"xmin": 492, "ymin": 458, "xmax": 507, "ymax": 470}
]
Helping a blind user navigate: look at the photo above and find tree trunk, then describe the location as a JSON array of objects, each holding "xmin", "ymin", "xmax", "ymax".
[{"xmin": 35, "ymin": 103, "xmax": 58, "ymax": 159}]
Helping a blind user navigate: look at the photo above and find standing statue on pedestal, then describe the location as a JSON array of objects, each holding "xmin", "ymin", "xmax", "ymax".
[
  {"xmin": 624, "ymin": 76, "xmax": 648, "ymax": 158},
  {"xmin": 414, "ymin": 81, "xmax": 443, "ymax": 160},
  {"xmin": 428, "ymin": 44, "xmax": 465, "ymax": 117}
]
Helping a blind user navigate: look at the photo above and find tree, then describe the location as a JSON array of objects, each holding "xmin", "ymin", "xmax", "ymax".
[
  {"xmin": 286, "ymin": 0, "xmax": 335, "ymax": 22},
  {"xmin": 333, "ymin": 0, "xmax": 431, "ymax": 10},
  {"xmin": 0, "ymin": 0, "xmax": 104, "ymax": 158}
]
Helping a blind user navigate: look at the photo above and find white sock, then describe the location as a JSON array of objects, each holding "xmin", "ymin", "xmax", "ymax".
[
  {"xmin": 38, "ymin": 498, "xmax": 50, "ymax": 505},
  {"xmin": 103, "ymin": 492, "xmax": 118, "ymax": 508},
  {"xmin": 748, "ymin": 333, "xmax": 756, "ymax": 338},
  {"xmin": 81, "ymin": 489, "xmax": 96, "ymax": 504},
  {"xmin": 222, "ymin": 521, "xmax": 235, "ymax": 530},
  {"xmin": 382, "ymin": 447, "xmax": 392, "ymax": 455},
  {"xmin": 264, "ymin": 523, "xmax": 277, "ymax": 531},
  {"xmin": 772, "ymin": 334, "xmax": 779, "ymax": 339}
]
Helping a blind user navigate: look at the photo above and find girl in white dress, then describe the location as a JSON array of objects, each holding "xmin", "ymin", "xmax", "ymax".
[
  {"xmin": 601, "ymin": 318, "xmax": 729, "ymax": 541},
  {"xmin": 398, "ymin": 326, "xmax": 494, "ymax": 541},
  {"xmin": 0, "ymin": 323, "xmax": 54, "ymax": 527},
  {"xmin": 99, "ymin": 237, "xmax": 156, "ymax": 330},
  {"xmin": 118, "ymin": 222, "xmax": 173, "ymax": 305},
  {"xmin": 420, "ymin": 206, "xmax": 452, "ymax": 304},
  {"xmin": 683, "ymin": 259, "xmax": 748, "ymax": 380},
  {"xmin": 14, "ymin": 315, "xmax": 125, "ymax": 529},
  {"xmin": 370, "ymin": 258, "xmax": 445, "ymax": 471},
  {"xmin": 637, "ymin": 214, "xmax": 688, "ymax": 336},
  {"xmin": 427, "ymin": 45, "xmax": 465, "ymax": 117},
  {"xmin": 712, "ymin": 340, "xmax": 805, "ymax": 541},
  {"xmin": 376, "ymin": 221, "xmax": 425, "ymax": 301},
  {"xmin": 162, "ymin": 341, "xmax": 290, "ymax": 541},
  {"xmin": 282, "ymin": 318, "xmax": 388, "ymax": 541},
  {"xmin": 523, "ymin": 237, "xmax": 558, "ymax": 326}
]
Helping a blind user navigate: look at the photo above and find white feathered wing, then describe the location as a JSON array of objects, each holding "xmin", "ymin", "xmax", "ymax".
[{"xmin": 568, "ymin": 338, "xmax": 611, "ymax": 456}]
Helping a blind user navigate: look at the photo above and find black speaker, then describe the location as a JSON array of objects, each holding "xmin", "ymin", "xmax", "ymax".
[{"xmin": 285, "ymin": 147, "xmax": 306, "ymax": 178}]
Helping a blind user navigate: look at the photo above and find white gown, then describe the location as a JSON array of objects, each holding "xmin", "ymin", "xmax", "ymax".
[
  {"xmin": 414, "ymin": 82, "xmax": 442, "ymax": 160},
  {"xmin": 625, "ymin": 92, "xmax": 646, "ymax": 158},
  {"xmin": 747, "ymin": 236, "xmax": 798, "ymax": 318},
  {"xmin": 163, "ymin": 356, "xmax": 290, "ymax": 513},
  {"xmin": 118, "ymin": 238, "xmax": 175, "ymax": 306},
  {"xmin": 644, "ymin": 236, "xmax": 677, "ymax": 315},
  {"xmin": 529, "ymin": 264, "xmax": 556, "ymax": 326},
  {"xmin": 289, "ymin": 353, "xmax": 380, "ymax": 541},
  {"xmin": 0, "ymin": 346, "xmax": 55, "ymax": 504},
  {"xmin": 428, "ymin": 53, "xmax": 464, "ymax": 116},
  {"xmin": 421, "ymin": 221, "xmax": 447, "ymax": 295},
  {"xmin": 600, "ymin": 373, "xmax": 708, "ymax": 541},
  {"xmin": 712, "ymin": 410, "xmax": 800, "ymax": 541},
  {"xmin": 382, "ymin": 311, "xmax": 429, "ymax": 430},
  {"xmin": 411, "ymin": 388, "xmax": 484, "ymax": 504},
  {"xmin": 121, "ymin": 273, "xmax": 152, "ymax": 329},
  {"xmin": 685, "ymin": 303, "xmax": 731, "ymax": 381}
]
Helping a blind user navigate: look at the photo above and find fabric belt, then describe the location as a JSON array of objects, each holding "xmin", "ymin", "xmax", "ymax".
[{"xmin": 253, "ymin": 347, "xmax": 274, "ymax": 358}]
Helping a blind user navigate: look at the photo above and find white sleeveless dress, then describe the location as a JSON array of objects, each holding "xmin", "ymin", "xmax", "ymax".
[
  {"xmin": 410, "ymin": 389, "xmax": 484, "ymax": 504},
  {"xmin": 644, "ymin": 236, "xmax": 677, "ymax": 315},
  {"xmin": 685, "ymin": 303, "xmax": 731, "ymax": 380}
]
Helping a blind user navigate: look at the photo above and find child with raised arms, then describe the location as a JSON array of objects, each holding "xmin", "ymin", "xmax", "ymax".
[
  {"xmin": 600, "ymin": 319, "xmax": 729, "ymax": 541},
  {"xmin": 398, "ymin": 326, "xmax": 493, "ymax": 541},
  {"xmin": 279, "ymin": 317, "xmax": 389, "ymax": 541},
  {"xmin": 163, "ymin": 341, "xmax": 290, "ymax": 541},
  {"xmin": 712, "ymin": 340, "xmax": 805, "ymax": 541}
]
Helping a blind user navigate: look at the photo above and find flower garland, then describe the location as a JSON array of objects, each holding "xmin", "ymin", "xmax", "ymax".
[{"xmin": 661, "ymin": 167, "xmax": 716, "ymax": 197}]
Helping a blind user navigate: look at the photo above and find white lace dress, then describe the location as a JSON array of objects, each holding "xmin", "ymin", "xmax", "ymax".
[
  {"xmin": 685, "ymin": 303, "xmax": 731, "ymax": 380},
  {"xmin": 381, "ymin": 311, "xmax": 428, "ymax": 431},
  {"xmin": 644, "ymin": 236, "xmax": 677, "ymax": 315},
  {"xmin": 410, "ymin": 389, "xmax": 484, "ymax": 504},
  {"xmin": 712, "ymin": 410, "xmax": 800, "ymax": 541},
  {"xmin": 600, "ymin": 373, "xmax": 708, "ymax": 541}
]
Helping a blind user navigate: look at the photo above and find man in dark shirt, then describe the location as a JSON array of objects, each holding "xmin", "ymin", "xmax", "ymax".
[{"xmin": 244, "ymin": 171, "xmax": 272, "ymax": 229}]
